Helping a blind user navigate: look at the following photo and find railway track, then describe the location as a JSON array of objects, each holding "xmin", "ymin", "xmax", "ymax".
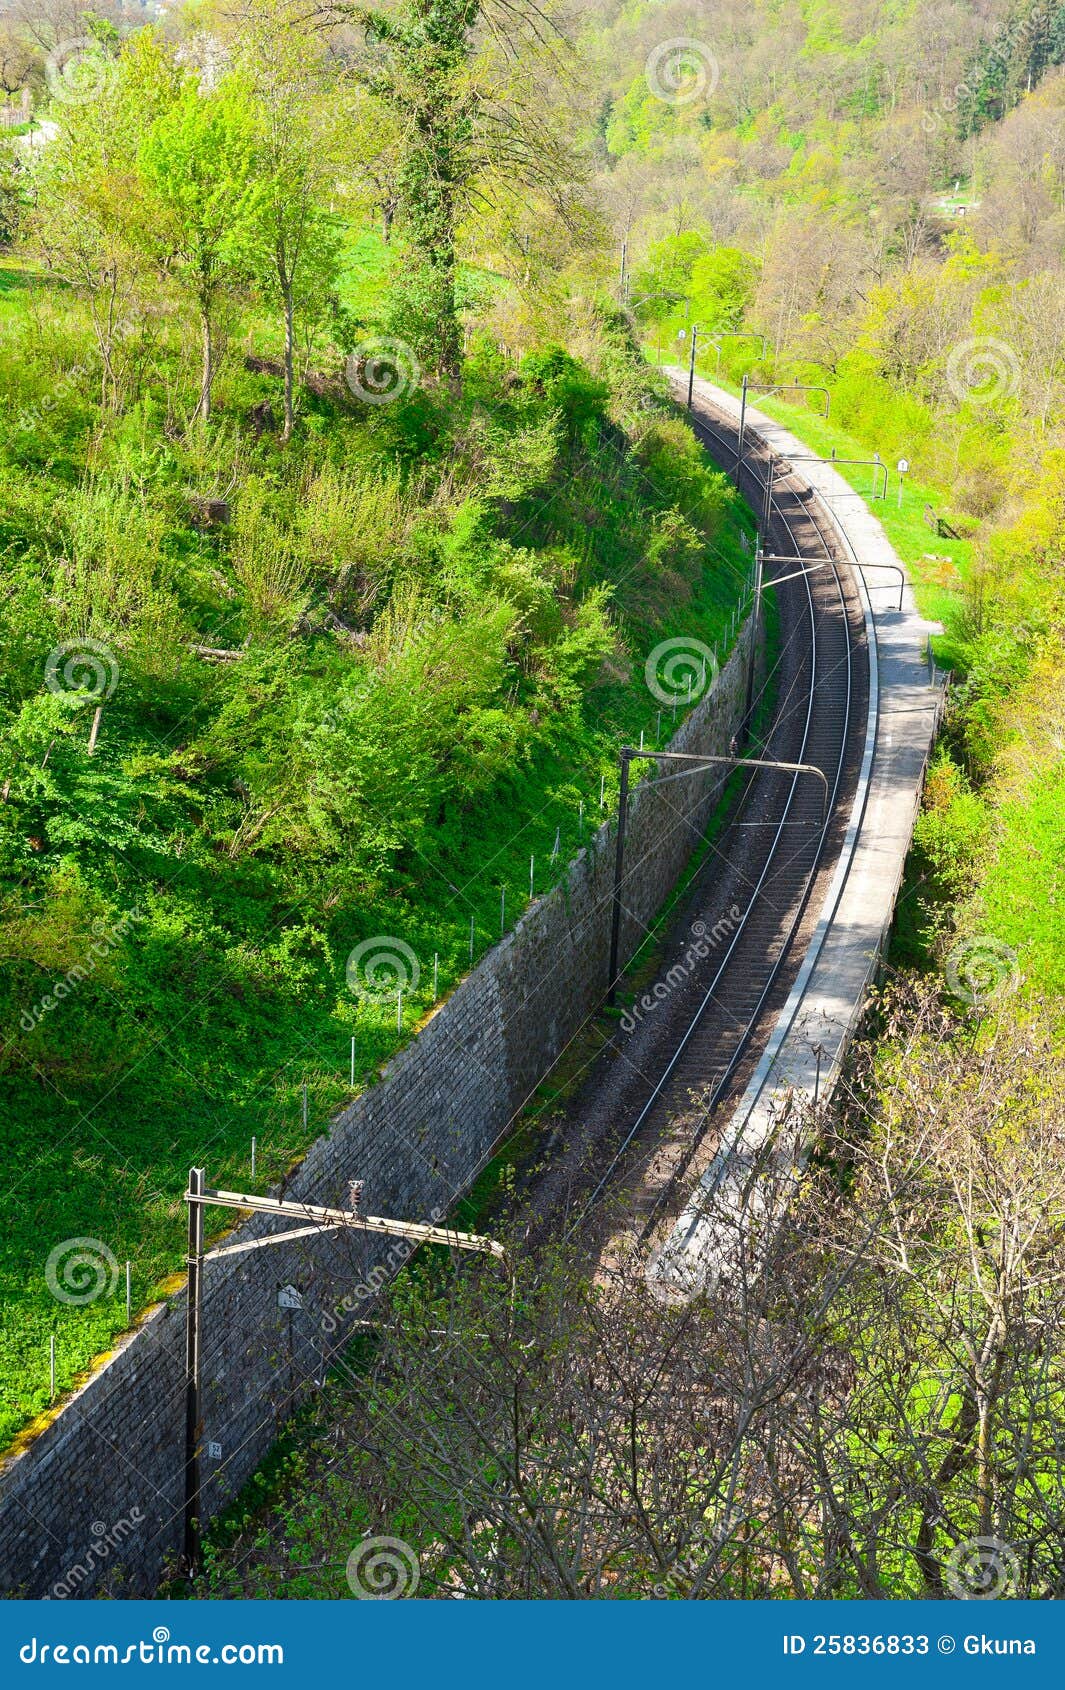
[{"xmin": 555, "ymin": 387, "xmax": 871, "ymax": 1244}]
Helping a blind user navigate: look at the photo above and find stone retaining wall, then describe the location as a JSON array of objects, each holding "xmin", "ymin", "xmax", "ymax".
[{"xmin": 0, "ymin": 619, "xmax": 756, "ymax": 1598}]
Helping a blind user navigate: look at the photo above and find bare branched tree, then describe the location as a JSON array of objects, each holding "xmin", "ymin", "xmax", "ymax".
[{"xmin": 203, "ymin": 985, "xmax": 1065, "ymax": 1602}]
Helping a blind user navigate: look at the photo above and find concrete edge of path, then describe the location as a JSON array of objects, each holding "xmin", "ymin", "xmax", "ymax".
[{"xmin": 652, "ymin": 374, "xmax": 947, "ymax": 1292}]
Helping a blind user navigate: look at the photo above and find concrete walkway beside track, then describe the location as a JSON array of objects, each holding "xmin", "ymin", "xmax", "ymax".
[{"xmin": 652, "ymin": 374, "xmax": 947, "ymax": 1295}]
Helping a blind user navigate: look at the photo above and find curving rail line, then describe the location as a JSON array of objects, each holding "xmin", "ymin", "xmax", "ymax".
[{"xmin": 575, "ymin": 385, "xmax": 871, "ymax": 1233}]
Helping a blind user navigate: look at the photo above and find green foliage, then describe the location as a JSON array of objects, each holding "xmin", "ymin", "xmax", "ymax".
[
  {"xmin": 912, "ymin": 750, "xmax": 989, "ymax": 901},
  {"xmin": 517, "ymin": 345, "xmax": 610, "ymax": 438},
  {"xmin": 957, "ymin": 0, "xmax": 1065, "ymax": 135},
  {"xmin": 365, "ymin": 0, "xmax": 480, "ymax": 376},
  {"xmin": 0, "ymin": 266, "xmax": 750, "ymax": 1442},
  {"xmin": 981, "ymin": 759, "xmax": 1065, "ymax": 999},
  {"xmin": 688, "ymin": 247, "xmax": 759, "ymax": 329},
  {"xmin": 139, "ymin": 79, "xmax": 265, "ymax": 278},
  {"xmin": 631, "ymin": 231, "xmax": 708, "ymax": 318},
  {"xmin": 0, "ymin": 145, "xmax": 26, "ymax": 247},
  {"xmin": 139, "ymin": 76, "xmax": 267, "ymax": 416}
]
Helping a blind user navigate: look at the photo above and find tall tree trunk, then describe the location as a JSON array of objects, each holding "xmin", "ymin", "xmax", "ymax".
[
  {"xmin": 282, "ymin": 277, "xmax": 295, "ymax": 443},
  {"xmin": 195, "ymin": 308, "xmax": 214, "ymax": 423},
  {"xmin": 374, "ymin": 0, "xmax": 479, "ymax": 392},
  {"xmin": 914, "ymin": 1385, "xmax": 979, "ymax": 1595}
]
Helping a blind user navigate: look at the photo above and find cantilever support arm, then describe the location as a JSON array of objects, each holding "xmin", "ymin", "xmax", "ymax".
[
  {"xmin": 638, "ymin": 748, "xmax": 828, "ymax": 827},
  {"xmin": 782, "ymin": 455, "xmax": 890, "ymax": 500},
  {"xmin": 759, "ymin": 554, "xmax": 905, "ymax": 611},
  {"xmin": 606, "ymin": 745, "xmax": 830, "ymax": 1003},
  {"xmin": 189, "ymin": 1184, "xmax": 510, "ymax": 1268},
  {"xmin": 746, "ymin": 382, "xmax": 830, "ymax": 418},
  {"xmin": 182, "ymin": 1173, "xmax": 511, "ymax": 1576}
]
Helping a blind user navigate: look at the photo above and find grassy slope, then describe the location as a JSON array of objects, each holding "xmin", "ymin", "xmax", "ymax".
[
  {"xmin": 677, "ymin": 367, "xmax": 974, "ymax": 655},
  {"xmin": 964, "ymin": 660, "xmax": 1065, "ymax": 1008},
  {"xmin": 708, "ymin": 372, "xmax": 1065, "ymax": 1009},
  {"xmin": 721, "ymin": 381, "xmax": 1064, "ymax": 1011},
  {"xmin": 0, "ymin": 285, "xmax": 757, "ymax": 1446}
]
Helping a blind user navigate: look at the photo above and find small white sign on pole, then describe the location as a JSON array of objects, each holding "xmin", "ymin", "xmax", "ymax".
[{"xmin": 277, "ymin": 1284, "xmax": 303, "ymax": 1311}]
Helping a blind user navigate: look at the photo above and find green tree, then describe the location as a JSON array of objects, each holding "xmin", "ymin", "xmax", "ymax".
[
  {"xmin": 689, "ymin": 246, "xmax": 758, "ymax": 329},
  {"xmin": 346, "ymin": 0, "xmax": 479, "ymax": 383},
  {"xmin": 225, "ymin": 1, "xmax": 346, "ymax": 440},
  {"xmin": 31, "ymin": 32, "xmax": 179, "ymax": 413},
  {"xmin": 630, "ymin": 229, "xmax": 708, "ymax": 318},
  {"xmin": 341, "ymin": 0, "xmax": 582, "ymax": 386},
  {"xmin": 139, "ymin": 75, "xmax": 266, "ymax": 421}
]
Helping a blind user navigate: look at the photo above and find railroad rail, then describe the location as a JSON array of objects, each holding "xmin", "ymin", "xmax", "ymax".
[{"xmin": 572, "ymin": 381, "xmax": 872, "ymax": 1238}]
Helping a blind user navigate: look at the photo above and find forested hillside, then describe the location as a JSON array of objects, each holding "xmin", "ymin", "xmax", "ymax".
[
  {"xmin": 2, "ymin": 0, "xmax": 1065, "ymax": 1602},
  {"xmin": 573, "ymin": 0, "xmax": 1065, "ymax": 998}
]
